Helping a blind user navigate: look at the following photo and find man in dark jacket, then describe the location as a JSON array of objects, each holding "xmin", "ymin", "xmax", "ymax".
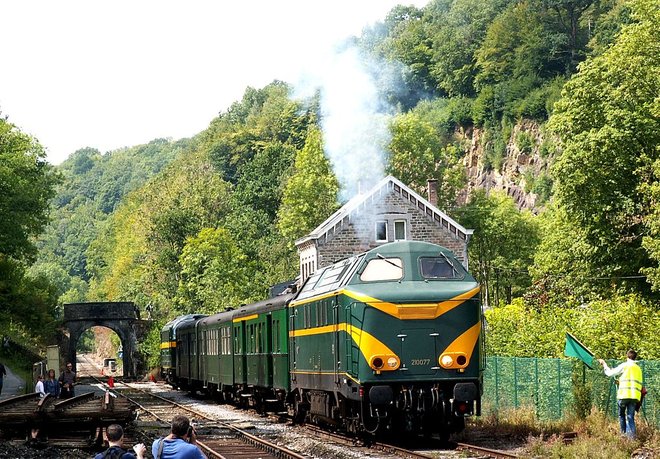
[{"xmin": 58, "ymin": 362, "xmax": 76, "ymax": 398}]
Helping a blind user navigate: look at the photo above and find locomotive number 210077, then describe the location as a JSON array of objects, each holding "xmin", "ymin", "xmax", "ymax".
[{"xmin": 410, "ymin": 358, "xmax": 431, "ymax": 366}]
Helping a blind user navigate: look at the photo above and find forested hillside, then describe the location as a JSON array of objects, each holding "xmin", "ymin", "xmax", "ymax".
[{"xmin": 1, "ymin": 0, "xmax": 658, "ymax": 365}]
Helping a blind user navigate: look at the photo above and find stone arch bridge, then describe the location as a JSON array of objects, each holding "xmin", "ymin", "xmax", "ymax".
[{"xmin": 63, "ymin": 302, "xmax": 151, "ymax": 378}]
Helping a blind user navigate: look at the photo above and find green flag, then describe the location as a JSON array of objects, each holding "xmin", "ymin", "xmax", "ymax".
[{"xmin": 564, "ymin": 332, "xmax": 595, "ymax": 368}]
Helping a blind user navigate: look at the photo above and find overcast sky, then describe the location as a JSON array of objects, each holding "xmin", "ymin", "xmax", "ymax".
[{"xmin": 1, "ymin": 1, "xmax": 428, "ymax": 165}]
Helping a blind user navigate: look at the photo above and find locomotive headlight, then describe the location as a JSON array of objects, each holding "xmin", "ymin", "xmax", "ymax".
[
  {"xmin": 370, "ymin": 355, "xmax": 400, "ymax": 371},
  {"xmin": 439, "ymin": 352, "xmax": 469, "ymax": 369}
]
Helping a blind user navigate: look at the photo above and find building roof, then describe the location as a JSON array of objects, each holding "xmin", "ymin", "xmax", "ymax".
[{"xmin": 296, "ymin": 175, "xmax": 473, "ymax": 247}]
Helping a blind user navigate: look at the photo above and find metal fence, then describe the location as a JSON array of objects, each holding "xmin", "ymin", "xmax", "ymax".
[{"xmin": 483, "ymin": 356, "xmax": 659, "ymax": 428}]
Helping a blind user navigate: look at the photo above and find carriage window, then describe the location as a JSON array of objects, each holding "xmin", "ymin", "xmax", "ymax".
[
  {"xmin": 375, "ymin": 221, "xmax": 387, "ymax": 242},
  {"xmin": 419, "ymin": 256, "xmax": 464, "ymax": 279},
  {"xmin": 360, "ymin": 257, "xmax": 403, "ymax": 281},
  {"xmin": 273, "ymin": 320, "xmax": 280, "ymax": 353}
]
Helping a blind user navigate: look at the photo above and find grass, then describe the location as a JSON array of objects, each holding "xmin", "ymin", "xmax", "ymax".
[{"xmin": 458, "ymin": 406, "xmax": 660, "ymax": 458}]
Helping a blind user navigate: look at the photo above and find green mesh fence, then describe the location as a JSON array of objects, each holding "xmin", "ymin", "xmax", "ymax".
[{"xmin": 484, "ymin": 356, "xmax": 659, "ymax": 428}]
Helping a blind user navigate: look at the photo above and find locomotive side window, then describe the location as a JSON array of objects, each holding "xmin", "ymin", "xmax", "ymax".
[
  {"xmin": 360, "ymin": 257, "xmax": 403, "ymax": 281},
  {"xmin": 419, "ymin": 256, "xmax": 465, "ymax": 279}
]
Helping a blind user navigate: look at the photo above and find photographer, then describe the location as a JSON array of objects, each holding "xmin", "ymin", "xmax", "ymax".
[{"xmin": 152, "ymin": 415, "xmax": 206, "ymax": 459}]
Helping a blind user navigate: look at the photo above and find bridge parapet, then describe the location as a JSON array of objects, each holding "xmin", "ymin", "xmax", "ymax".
[{"xmin": 64, "ymin": 302, "xmax": 139, "ymax": 321}]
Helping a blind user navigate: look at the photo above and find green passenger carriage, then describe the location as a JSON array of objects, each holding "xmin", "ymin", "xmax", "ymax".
[{"xmin": 160, "ymin": 314, "xmax": 206, "ymax": 384}]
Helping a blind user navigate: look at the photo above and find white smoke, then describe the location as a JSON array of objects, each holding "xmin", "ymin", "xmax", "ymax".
[{"xmin": 293, "ymin": 43, "xmax": 395, "ymax": 201}]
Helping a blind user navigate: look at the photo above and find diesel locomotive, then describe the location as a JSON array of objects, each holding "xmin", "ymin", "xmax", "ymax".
[{"xmin": 161, "ymin": 241, "xmax": 483, "ymax": 439}]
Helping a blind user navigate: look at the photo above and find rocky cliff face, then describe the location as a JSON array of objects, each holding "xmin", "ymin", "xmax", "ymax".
[{"xmin": 456, "ymin": 120, "xmax": 552, "ymax": 212}]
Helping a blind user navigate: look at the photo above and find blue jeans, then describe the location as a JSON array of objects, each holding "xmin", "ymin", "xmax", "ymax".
[{"xmin": 618, "ymin": 399, "xmax": 637, "ymax": 438}]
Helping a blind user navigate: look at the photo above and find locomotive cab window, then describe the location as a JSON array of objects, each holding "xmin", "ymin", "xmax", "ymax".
[
  {"xmin": 419, "ymin": 256, "xmax": 464, "ymax": 279},
  {"xmin": 360, "ymin": 256, "xmax": 403, "ymax": 281}
]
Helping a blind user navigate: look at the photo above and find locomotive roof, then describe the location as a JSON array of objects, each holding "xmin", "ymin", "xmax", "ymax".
[
  {"xmin": 198, "ymin": 291, "xmax": 297, "ymax": 327},
  {"xmin": 295, "ymin": 241, "xmax": 476, "ymax": 303},
  {"xmin": 161, "ymin": 313, "xmax": 207, "ymax": 332},
  {"xmin": 232, "ymin": 292, "xmax": 296, "ymax": 318}
]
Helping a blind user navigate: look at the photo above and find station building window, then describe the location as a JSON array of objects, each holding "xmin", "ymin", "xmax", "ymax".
[
  {"xmin": 375, "ymin": 221, "xmax": 387, "ymax": 242},
  {"xmin": 394, "ymin": 220, "xmax": 406, "ymax": 240}
]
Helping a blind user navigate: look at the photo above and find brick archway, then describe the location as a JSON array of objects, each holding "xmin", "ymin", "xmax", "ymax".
[{"xmin": 63, "ymin": 302, "xmax": 149, "ymax": 378}]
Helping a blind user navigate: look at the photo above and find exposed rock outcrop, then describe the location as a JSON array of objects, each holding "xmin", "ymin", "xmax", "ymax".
[{"xmin": 456, "ymin": 120, "xmax": 552, "ymax": 212}]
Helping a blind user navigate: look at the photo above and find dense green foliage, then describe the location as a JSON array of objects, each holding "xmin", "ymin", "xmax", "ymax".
[
  {"xmin": 0, "ymin": 116, "xmax": 60, "ymax": 342},
  {"xmin": 458, "ymin": 190, "xmax": 540, "ymax": 306},
  {"xmin": 485, "ymin": 294, "xmax": 660, "ymax": 360}
]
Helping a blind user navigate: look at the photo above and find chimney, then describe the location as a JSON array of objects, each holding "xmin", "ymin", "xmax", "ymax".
[{"xmin": 427, "ymin": 179, "xmax": 438, "ymax": 206}]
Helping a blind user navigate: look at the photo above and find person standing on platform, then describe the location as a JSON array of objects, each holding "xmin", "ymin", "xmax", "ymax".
[
  {"xmin": 35, "ymin": 374, "xmax": 46, "ymax": 398},
  {"xmin": 59, "ymin": 362, "xmax": 76, "ymax": 399},
  {"xmin": 44, "ymin": 369, "xmax": 60, "ymax": 397}
]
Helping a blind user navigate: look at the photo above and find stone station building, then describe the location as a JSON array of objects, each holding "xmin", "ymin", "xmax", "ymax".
[{"xmin": 295, "ymin": 175, "xmax": 473, "ymax": 282}]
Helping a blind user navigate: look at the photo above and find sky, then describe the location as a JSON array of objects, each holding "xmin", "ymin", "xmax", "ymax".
[{"xmin": 1, "ymin": 1, "xmax": 428, "ymax": 166}]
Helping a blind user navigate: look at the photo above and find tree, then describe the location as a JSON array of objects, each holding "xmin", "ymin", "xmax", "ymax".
[
  {"xmin": 0, "ymin": 117, "xmax": 59, "ymax": 261},
  {"xmin": 277, "ymin": 127, "xmax": 340, "ymax": 245},
  {"xmin": 176, "ymin": 228, "xmax": 254, "ymax": 314},
  {"xmin": 549, "ymin": 0, "xmax": 660, "ymax": 295},
  {"xmin": 457, "ymin": 190, "xmax": 540, "ymax": 306},
  {"xmin": 0, "ymin": 116, "xmax": 59, "ymax": 339},
  {"xmin": 386, "ymin": 112, "xmax": 464, "ymax": 210}
]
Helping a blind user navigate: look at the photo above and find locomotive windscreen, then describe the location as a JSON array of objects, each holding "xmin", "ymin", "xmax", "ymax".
[{"xmin": 419, "ymin": 256, "xmax": 465, "ymax": 279}]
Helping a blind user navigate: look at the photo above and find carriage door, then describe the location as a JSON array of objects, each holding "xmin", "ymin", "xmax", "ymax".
[
  {"xmin": 343, "ymin": 302, "xmax": 360, "ymax": 378},
  {"xmin": 289, "ymin": 305, "xmax": 297, "ymax": 384},
  {"xmin": 201, "ymin": 328, "xmax": 207, "ymax": 386},
  {"xmin": 333, "ymin": 299, "xmax": 340, "ymax": 384},
  {"xmin": 266, "ymin": 313, "xmax": 274, "ymax": 386}
]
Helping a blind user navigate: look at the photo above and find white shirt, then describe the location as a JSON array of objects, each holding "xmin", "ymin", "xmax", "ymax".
[{"xmin": 35, "ymin": 380, "xmax": 46, "ymax": 397}]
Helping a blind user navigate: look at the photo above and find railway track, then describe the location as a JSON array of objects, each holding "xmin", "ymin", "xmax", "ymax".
[
  {"xmin": 92, "ymin": 380, "xmax": 306, "ymax": 458},
  {"xmin": 80, "ymin": 355, "xmax": 519, "ymax": 458},
  {"xmin": 301, "ymin": 423, "xmax": 519, "ymax": 459}
]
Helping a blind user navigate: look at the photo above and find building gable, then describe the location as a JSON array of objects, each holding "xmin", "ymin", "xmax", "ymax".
[{"xmin": 296, "ymin": 176, "xmax": 473, "ymax": 280}]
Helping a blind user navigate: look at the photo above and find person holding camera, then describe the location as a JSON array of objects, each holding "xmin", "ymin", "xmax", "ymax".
[{"xmin": 152, "ymin": 415, "xmax": 206, "ymax": 459}]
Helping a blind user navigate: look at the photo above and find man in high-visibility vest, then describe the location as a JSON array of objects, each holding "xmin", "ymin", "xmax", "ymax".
[{"xmin": 598, "ymin": 349, "xmax": 644, "ymax": 439}]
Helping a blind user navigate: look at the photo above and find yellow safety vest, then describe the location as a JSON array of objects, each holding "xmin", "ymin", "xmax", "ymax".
[{"xmin": 617, "ymin": 362, "xmax": 643, "ymax": 401}]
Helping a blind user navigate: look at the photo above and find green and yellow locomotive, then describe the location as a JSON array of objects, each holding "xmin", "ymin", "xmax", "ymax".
[
  {"xmin": 289, "ymin": 241, "xmax": 482, "ymax": 437},
  {"xmin": 161, "ymin": 241, "xmax": 482, "ymax": 439}
]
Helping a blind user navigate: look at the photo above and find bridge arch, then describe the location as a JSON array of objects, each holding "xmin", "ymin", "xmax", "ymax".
[{"xmin": 63, "ymin": 302, "xmax": 150, "ymax": 378}]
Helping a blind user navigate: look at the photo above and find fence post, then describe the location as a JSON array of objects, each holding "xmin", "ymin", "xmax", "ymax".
[
  {"xmin": 494, "ymin": 356, "xmax": 499, "ymax": 410},
  {"xmin": 535, "ymin": 358, "xmax": 539, "ymax": 419},
  {"xmin": 514, "ymin": 357, "xmax": 518, "ymax": 408},
  {"xmin": 557, "ymin": 358, "xmax": 562, "ymax": 418}
]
